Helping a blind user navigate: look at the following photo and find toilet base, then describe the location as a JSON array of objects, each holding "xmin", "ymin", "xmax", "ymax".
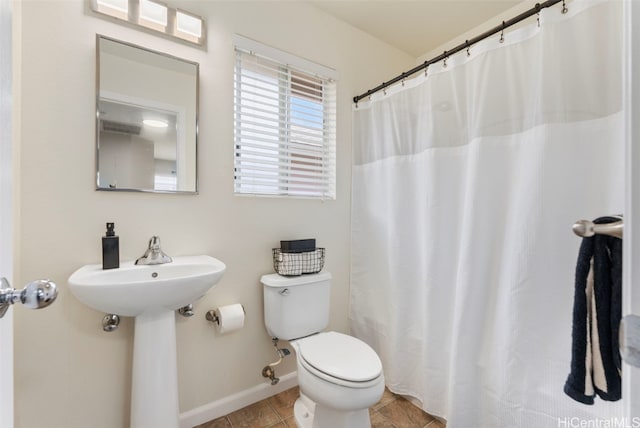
[
  {"xmin": 293, "ymin": 394, "xmax": 314, "ymax": 428},
  {"xmin": 293, "ymin": 393, "xmax": 371, "ymax": 428}
]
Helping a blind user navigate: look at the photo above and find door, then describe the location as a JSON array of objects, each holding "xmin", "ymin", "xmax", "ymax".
[
  {"xmin": 624, "ymin": 0, "xmax": 640, "ymax": 422},
  {"xmin": 0, "ymin": 1, "xmax": 13, "ymax": 427}
]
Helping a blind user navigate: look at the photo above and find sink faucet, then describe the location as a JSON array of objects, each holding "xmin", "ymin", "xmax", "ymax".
[{"xmin": 135, "ymin": 236, "xmax": 173, "ymax": 265}]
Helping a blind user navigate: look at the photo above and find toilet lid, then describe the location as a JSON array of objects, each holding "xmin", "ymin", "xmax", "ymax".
[{"xmin": 296, "ymin": 332, "xmax": 382, "ymax": 382}]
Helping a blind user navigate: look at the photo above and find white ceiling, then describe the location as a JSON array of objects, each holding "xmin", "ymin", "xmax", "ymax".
[{"xmin": 309, "ymin": 0, "xmax": 524, "ymax": 57}]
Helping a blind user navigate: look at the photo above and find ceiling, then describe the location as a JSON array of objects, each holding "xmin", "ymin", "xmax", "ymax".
[{"xmin": 309, "ymin": 0, "xmax": 524, "ymax": 57}]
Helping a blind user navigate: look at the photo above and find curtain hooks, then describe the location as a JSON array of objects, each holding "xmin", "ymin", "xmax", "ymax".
[
  {"xmin": 443, "ymin": 51, "xmax": 448, "ymax": 68},
  {"xmin": 562, "ymin": 0, "xmax": 568, "ymax": 14},
  {"xmin": 499, "ymin": 21, "xmax": 505, "ymax": 43},
  {"xmin": 424, "ymin": 62, "xmax": 428, "ymax": 77},
  {"xmin": 466, "ymin": 40, "xmax": 471, "ymax": 57}
]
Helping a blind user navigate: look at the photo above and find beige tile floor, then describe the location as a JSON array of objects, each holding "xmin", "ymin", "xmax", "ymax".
[{"xmin": 195, "ymin": 386, "xmax": 445, "ymax": 428}]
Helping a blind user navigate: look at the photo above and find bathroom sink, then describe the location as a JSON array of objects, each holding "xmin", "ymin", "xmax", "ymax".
[
  {"xmin": 68, "ymin": 255, "xmax": 226, "ymax": 316},
  {"xmin": 68, "ymin": 254, "xmax": 226, "ymax": 428}
]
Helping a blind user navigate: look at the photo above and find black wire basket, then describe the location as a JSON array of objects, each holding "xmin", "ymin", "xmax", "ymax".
[{"xmin": 272, "ymin": 248, "xmax": 325, "ymax": 276}]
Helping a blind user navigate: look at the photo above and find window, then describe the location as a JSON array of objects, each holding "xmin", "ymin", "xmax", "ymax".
[
  {"xmin": 234, "ymin": 37, "xmax": 337, "ymax": 199},
  {"xmin": 90, "ymin": 0, "xmax": 206, "ymax": 46}
]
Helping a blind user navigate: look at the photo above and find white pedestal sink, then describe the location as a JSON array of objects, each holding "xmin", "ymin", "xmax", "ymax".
[{"xmin": 68, "ymin": 255, "xmax": 226, "ymax": 428}]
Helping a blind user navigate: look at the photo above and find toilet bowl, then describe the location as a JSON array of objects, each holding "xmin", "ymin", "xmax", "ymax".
[
  {"xmin": 290, "ymin": 331, "xmax": 385, "ymax": 428},
  {"xmin": 261, "ymin": 272, "xmax": 385, "ymax": 428}
]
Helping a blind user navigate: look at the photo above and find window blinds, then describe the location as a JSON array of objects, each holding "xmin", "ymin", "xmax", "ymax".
[{"xmin": 234, "ymin": 47, "xmax": 337, "ymax": 199}]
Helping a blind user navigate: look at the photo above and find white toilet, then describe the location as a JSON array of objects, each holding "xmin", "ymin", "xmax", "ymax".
[{"xmin": 261, "ymin": 271, "xmax": 384, "ymax": 428}]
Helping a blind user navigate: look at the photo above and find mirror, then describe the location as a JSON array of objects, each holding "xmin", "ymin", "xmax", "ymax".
[{"xmin": 96, "ymin": 35, "xmax": 198, "ymax": 193}]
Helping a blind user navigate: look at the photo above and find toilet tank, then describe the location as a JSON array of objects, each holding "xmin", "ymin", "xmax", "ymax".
[{"xmin": 261, "ymin": 271, "xmax": 331, "ymax": 340}]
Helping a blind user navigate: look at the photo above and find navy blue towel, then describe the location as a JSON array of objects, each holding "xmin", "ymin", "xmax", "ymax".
[{"xmin": 564, "ymin": 216, "xmax": 622, "ymax": 404}]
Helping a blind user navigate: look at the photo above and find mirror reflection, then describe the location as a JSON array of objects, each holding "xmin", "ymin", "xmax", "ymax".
[{"xmin": 96, "ymin": 35, "xmax": 198, "ymax": 193}]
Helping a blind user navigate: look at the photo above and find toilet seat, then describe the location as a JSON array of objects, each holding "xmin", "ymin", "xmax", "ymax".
[{"xmin": 294, "ymin": 332, "xmax": 382, "ymax": 388}]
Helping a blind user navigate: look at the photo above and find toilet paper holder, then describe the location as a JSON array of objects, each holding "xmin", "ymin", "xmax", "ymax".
[
  {"xmin": 205, "ymin": 305, "xmax": 246, "ymax": 325},
  {"xmin": 205, "ymin": 309, "xmax": 220, "ymax": 324}
]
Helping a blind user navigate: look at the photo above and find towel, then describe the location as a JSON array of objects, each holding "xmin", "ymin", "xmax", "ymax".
[{"xmin": 564, "ymin": 216, "xmax": 622, "ymax": 404}]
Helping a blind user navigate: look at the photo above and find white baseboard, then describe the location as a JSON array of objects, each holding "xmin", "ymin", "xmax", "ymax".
[{"xmin": 179, "ymin": 372, "xmax": 298, "ymax": 428}]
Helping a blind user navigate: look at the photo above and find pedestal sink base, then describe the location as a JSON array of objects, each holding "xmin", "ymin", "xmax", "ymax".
[
  {"xmin": 68, "ymin": 255, "xmax": 226, "ymax": 427},
  {"xmin": 131, "ymin": 310, "xmax": 179, "ymax": 428}
]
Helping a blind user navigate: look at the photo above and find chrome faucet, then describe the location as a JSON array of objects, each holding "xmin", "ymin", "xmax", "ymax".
[{"xmin": 135, "ymin": 236, "xmax": 173, "ymax": 265}]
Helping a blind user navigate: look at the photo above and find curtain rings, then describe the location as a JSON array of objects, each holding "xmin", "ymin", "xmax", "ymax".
[
  {"xmin": 424, "ymin": 62, "xmax": 429, "ymax": 77},
  {"xmin": 443, "ymin": 51, "xmax": 448, "ymax": 68},
  {"xmin": 499, "ymin": 21, "xmax": 505, "ymax": 43},
  {"xmin": 562, "ymin": 0, "xmax": 568, "ymax": 14},
  {"xmin": 534, "ymin": 3, "xmax": 541, "ymax": 27},
  {"xmin": 466, "ymin": 40, "xmax": 471, "ymax": 57}
]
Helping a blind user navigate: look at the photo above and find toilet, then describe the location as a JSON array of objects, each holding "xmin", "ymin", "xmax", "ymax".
[{"xmin": 261, "ymin": 271, "xmax": 384, "ymax": 428}]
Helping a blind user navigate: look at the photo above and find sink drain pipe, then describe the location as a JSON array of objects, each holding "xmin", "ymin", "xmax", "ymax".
[{"xmin": 102, "ymin": 314, "xmax": 120, "ymax": 332}]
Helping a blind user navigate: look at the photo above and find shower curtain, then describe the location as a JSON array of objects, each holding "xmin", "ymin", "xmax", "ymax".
[{"xmin": 350, "ymin": 1, "xmax": 624, "ymax": 427}]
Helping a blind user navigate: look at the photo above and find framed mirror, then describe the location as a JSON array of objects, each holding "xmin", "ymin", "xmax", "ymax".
[{"xmin": 96, "ymin": 35, "xmax": 198, "ymax": 193}]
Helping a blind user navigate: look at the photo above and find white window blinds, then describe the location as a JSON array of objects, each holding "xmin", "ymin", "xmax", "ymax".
[{"xmin": 234, "ymin": 41, "xmax": 337, "ymax": 199}]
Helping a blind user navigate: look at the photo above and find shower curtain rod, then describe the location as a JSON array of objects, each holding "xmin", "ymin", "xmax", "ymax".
[{"xmin": 353, "ymin": 0, "xmax": 565, "ymax": 104}]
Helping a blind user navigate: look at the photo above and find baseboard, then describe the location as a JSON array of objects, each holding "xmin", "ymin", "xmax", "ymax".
[{"xmin": 179, "ymin": 372, "xmax": 298, "ymax": 428}]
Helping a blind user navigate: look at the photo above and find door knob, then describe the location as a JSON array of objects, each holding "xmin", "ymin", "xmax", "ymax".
[
  {"xmin": 0, "ymin": 277, "xmax": 58, "ymax": 318},
  {"xmin": 620, "ymin": 314, "xmax": 640, "ymax": 368}
]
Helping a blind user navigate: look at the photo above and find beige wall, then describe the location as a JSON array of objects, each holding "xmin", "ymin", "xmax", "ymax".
[{"xmin": 14, "ymin": 1, "xmax": 414, "ymax": 427}]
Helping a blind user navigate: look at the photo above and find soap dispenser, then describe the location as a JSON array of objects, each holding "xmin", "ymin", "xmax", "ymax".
[{"xmin": 102, "ymin": 222, "xmax": 119, "ymax": 270}]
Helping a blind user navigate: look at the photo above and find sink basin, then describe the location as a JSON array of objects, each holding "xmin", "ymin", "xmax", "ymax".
[
  {"xmin": 68, "ymin": 254, "xmax": 226, "ymax": 428},
  {"xmin": 68, "ymin": 255, "xmax": 226, "ymax": 316}
]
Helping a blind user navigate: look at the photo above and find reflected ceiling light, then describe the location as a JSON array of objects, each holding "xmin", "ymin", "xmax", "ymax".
[
  {"xmin": 139, "ymin": 0, "xmax": 168, "ymax": 28},
  {"xmin": 143, "ymin": 119, "xmax": 169, "ymax": 128},
  {"xmin": 90, "ymin": 0, "xmax": 206, "ymax": 47}
]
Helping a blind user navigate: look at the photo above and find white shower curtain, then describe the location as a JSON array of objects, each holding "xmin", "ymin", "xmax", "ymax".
[{"xmin": 350, "ymin": 2, "xmax": 625, "ymax": 427}]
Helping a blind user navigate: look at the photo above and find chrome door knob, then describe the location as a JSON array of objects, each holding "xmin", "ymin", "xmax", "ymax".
[
  {"xmin": 620, "ymin": 315, "xmax": 640, "ymax": 368},
  {"xmin": 0, "ymin": 277, "xmax": 58, "ymax": 318},
  {"xmin": 20, "ymin": 279, "xmax": 58, "ymax": 309}
]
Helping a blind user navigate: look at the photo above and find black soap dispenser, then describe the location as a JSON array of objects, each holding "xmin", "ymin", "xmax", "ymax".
[{"xmin": 102, "ymin": 222, "xmax": 120, "ymax": 270}]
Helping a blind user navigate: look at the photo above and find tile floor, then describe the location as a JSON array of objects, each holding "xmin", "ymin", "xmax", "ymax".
[{"xmin": 195, "ymin": 386, "xmax": 445, "ymax": 428}]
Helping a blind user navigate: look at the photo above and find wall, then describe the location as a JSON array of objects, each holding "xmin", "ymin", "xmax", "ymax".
[{"xmin": 14, "ymin": 1, "xmax": 414, "ymax": 427}]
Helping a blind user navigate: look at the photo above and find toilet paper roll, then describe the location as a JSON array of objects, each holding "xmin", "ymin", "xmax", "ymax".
[{"xmin": 214, "ymin": 304, "xmax": 245, "ymax": 334}]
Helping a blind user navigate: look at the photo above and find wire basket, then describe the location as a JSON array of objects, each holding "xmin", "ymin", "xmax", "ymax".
[{"xmin": 272, "ymin": 248, "xmax": 325, "ymax": 276}]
